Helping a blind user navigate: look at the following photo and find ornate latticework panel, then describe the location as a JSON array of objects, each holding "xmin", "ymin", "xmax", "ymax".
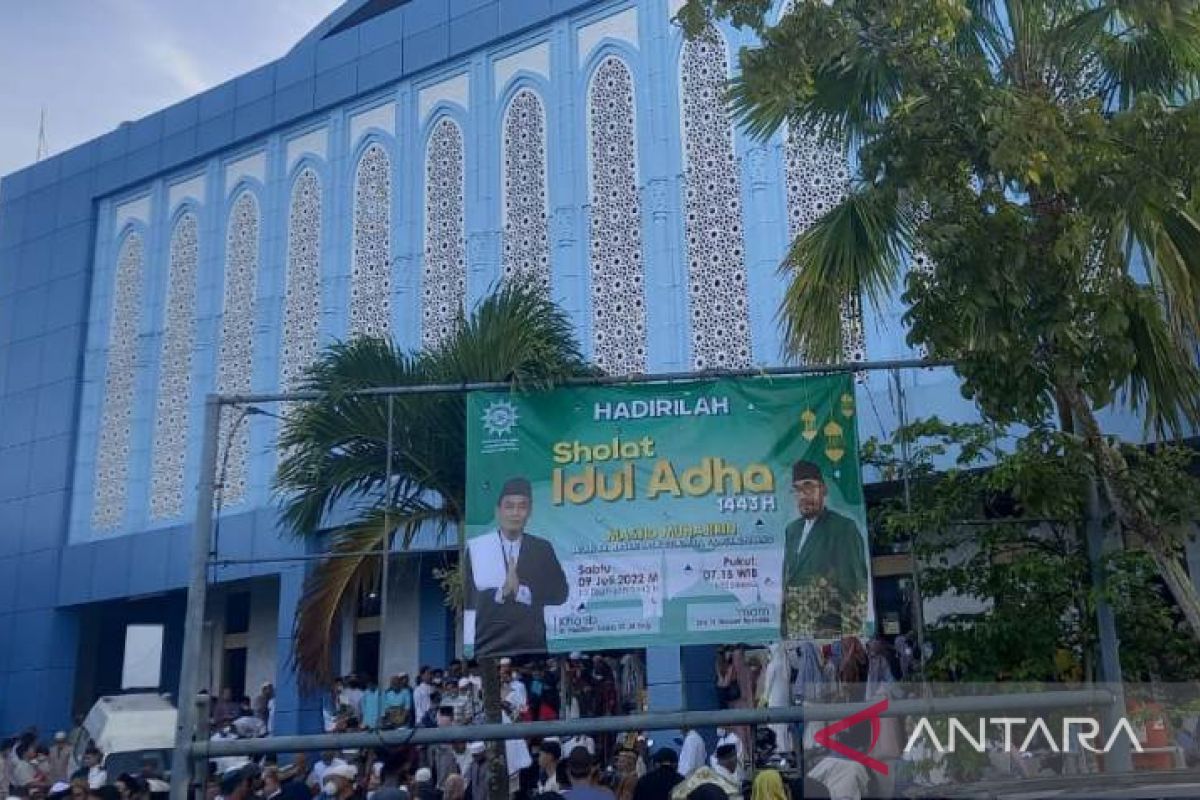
[
  {"xmin": 281, "ymin": 168, "xmax": 323, "ymax": 392},
  {"xmin": 216, "ymin": 192, "xmax": 259, "ymax": 506},
  {"xmin": 350, "ymin": 144, "xmax": 392, "ymax": 338},
  {"xmin": 422, "ymin": 118, "xmax": 466, "ymax": 349},
  {"xmin": 501, "ymin": 89, "xmax": 551, "ymax": 291},
  {"xmin": 92, "ymin": 232, "xmax": 146, "ymax": 531},
  {"xmin": 680, "ymin": 26, "xmax": 752, "ymax": 370},
  {"xmin": 150, "ymin": 212, "xmax": 200, "ymax": 520},
  {"xmin": 586, "ymin": 56, "xmax": 647, "ymax": 376}
]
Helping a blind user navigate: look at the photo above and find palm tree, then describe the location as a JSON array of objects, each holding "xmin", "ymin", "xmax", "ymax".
[
  {"xmin": 680, "ymin": 0, "xmax": 1200, "ymax": 635},
  {"xmin": 275, "ymin": 282, "xmax": 593, "ymax": 797}
]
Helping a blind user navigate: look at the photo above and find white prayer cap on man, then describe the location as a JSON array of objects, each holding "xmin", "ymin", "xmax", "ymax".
[
  {"xmin": 415, "ymin": 768, "xmax": 432, "ymax": 784},
  {"xmin": 53, "ymin": 732, "xmax": 66, "ymax": 741},
  {"xmin": 499, "ymin": 657, "xmax": 512, "ymax": 666},
  {"xmin": 50, "ymin": 783, "xmax": 69, "ymax": 794},
  {"xmin": 458, "ymin": 678, "xmax": 472, "ymax": 689},
  {"xmin": 468, "ymin": 742, "xmax": 486, "ymax": 755},
  {"xmin": 325, "ymin": 764, "xmax": 357, "ymax": 782},
  {"xmin": 569, "ymin": 652, "xmax": 583, "ymax": 660}
]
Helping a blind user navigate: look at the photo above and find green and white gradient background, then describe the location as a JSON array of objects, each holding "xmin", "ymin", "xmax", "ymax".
[{"xmin": 465, "ymin": 375, "xmax": 872, "ymax": 654}]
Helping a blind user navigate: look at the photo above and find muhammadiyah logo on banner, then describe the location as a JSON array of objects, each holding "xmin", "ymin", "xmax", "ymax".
[{"xmin": 462, "ymin": 375, "xmax": 873, "ymax": 657}]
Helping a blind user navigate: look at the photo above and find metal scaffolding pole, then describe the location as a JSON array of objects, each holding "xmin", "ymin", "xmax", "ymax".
[
  {"xmin": 193, "ymin": 688, "xmax": 1116, "ymax": 759},
  {"xmin": 171, "ymin": 395, "xmax": 222, "ymax": 800}
]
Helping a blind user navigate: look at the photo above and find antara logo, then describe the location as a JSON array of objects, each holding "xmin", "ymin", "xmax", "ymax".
[{"xmin": 815, "ymin": 699, "xmax": 1144, "ymax": 777}]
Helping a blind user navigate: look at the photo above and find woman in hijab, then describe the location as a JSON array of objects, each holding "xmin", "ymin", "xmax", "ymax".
[{"xmin": 750, "ymin": 770, "xmax": 789, "ymax": 800}]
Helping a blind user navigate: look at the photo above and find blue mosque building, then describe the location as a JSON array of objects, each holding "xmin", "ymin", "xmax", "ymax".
[{"xmin": 0, "ymin": 0, "xmax": 1166, "ymax": 735}]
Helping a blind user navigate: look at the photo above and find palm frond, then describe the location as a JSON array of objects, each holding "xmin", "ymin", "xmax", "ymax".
[
  {"xmin": 778, "ymin": 185, "xmax": 912, "ymax": 361},
  {"xmin": 291, "ymin": 503, "xmax": 455, "ymax": 687},
  {"xmin": 1115, "ymin": 279, "xmax": 1200, "ymax": 437}
]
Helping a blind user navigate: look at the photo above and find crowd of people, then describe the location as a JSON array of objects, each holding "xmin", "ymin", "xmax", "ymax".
[
  {"xmin": 0, "ymin": 637, "xmax": 934, "ymax": 800},
  {"xmin": 0, "ymin": 724, "xmax": 169, "ymax": 800}
]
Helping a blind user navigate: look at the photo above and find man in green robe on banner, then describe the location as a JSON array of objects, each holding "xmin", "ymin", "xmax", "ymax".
[{"xmin": 782, "ymin": 460, "xmax": 868, "ymax": 638}]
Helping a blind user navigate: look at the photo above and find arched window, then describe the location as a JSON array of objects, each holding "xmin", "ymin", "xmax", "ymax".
[
  {"xmin": 215, "ymin": 191, "xmax": 260, "ymax": 506},
  {"xmin": 501, "ymin": 88, "xmax": 550, "ymax": 291},
  {"xmin": 586, "ymin": 56, "xmax": 647, "ymax": 375},
  {"xmin": 679, "ymin": 26, "xmax": 751, "ymax": 370},
  {"xmin": 280, "ymin": 168, "xmax": 323, "ymax": 392},
  {"xmin": 422, "ymin": 118, "xmax": 466, "ymax": 348},
  {"xmin": 150, "ymin": 211, "xmax": 200, "ymax": 520},
  {"xmin": 350, "ymin": 143, "xmax": 392, "ymax": 338},
  {"xmin": 93, "ymin": 231, "xmax": 145, "ymax": 530}
]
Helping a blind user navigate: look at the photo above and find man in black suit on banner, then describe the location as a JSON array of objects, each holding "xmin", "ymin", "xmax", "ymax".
[{"xmin": 465, "ymin": 477, "xmax": 569, "ymax": 656}]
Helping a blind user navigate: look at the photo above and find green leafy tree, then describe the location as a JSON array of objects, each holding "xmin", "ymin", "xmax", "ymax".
[
  {"xmin": 274, "ymin": 282, "xmax": 592, "ymax": 800},
  {"xmin": 865, "ymin": 419, "xmax": 1200, "ymax": 682},
  {"xmin": 682, "ymin": 0, "xmax": 1200, "ymax": 636}
]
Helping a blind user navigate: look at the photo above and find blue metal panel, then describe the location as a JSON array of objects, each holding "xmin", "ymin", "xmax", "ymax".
[
  {"xmin": 235, "ymin": 98, "xmax": 275, "ymax": 140},
  {"xmin": 316, "ymin": 27, "xmax": 361, "ymax": 71},
  {"xmin": 315, "ymin": 63, "xmax": 360, "ymax": 108},
  {"xmin": 35, "ymin": 379, "xmax": 77, "ymax": 440},
  {"xmin": 450, "ymin": 0, "xmax": 493, "ymax": 15},
  {"xmin": 11, "ymin": 285, "xmax": 49, "ymax": 343},
  {"xmin": 276, "ymin": 47, "xmax": 317, "ymax": 89},
  {"xmin": 125, "ymin": 145, "xmax": 163, "ymax": 185},
  {"xmin": 95, "ymin": 159, "xmax": 127, "ymax": 197},
  {"xmin": 51, "ymin": 222, "xmax": 92, "ymax": 279},
  {"xmin": 0, "ymin": 614, "xmax": 12, "ymax": 674},
  {"xmin": 0, "ymin": 500, "xmax": 22, "ymax": 557},
  {"xmin": 357, "ymin": 42, "xmax": 405, "ymax": 93},
  {"xmin": 55, "ymin": 174, "xmax": 95, "ymax": 228},
  {"xmin": 236, "ymin": 64, "xmax": 277, "ymax": 105},
  {"xmin": 14, "ymin": 549, "xmax": 57, "ymax": 611},
  {"xmin": 98, "ymin": 126, "xmax": 129, "ymax": 163},
  {"xmin": 128, "ymin": 112, "xmax": 164, "ymax": 152},
  {"xmin": 3, "ymin": 671, "xmax": 40, "ymax": 732},
  {"xmin": 21, "ymin": 491, "xmax": 68, "ymax": 554},
  {"xmin": 403, "ymin": 24, "xmax": 450, "ymax": 73},
  {"xmin": 0, "ymin": 199, "xmax": 26, "ymax": 251},
  {"xmin": 58, "ymin": 141, "xmax": 99, "ymax": 179},
  {"xmin": 499, "ymin": 0, "xmax": 551, "ymax": 35},
  {"xmin": 164, "ymin": 98, "xmax": 200, "ymax": 137},
  {"xmin": 29, "ymin": 157, "xmax": 62, "ymax": 191},
  {"xmin": 450, "ymin": 5, "xmax": 499, "ymax": 51},
  {"xmin": 18, "ymin": 233, "xmax": 54, "ymax": 293},
  {"xmin": 10, "ymin": 609, "xmax": 56, "ymax": 671},
  {"xmin": 359, "ymin": 10, "xmax": 404, "ymax": 53},
  {"xmin": 89, "ymin": 535, "xmax": 132, "ymax": 599},
  {"xmin": 26, "ymin": 187, "xmax": 60, "ymax": 239},
  {"xmin": 28, "ymin": 433, "xmax": 73, "ymax": 495},
  {"xmin": 0, "ymin": 167, "xmax": 31, "ymax": 201},
  {"xmin": 164, "ymin": 528, "xmax": 191, "ymax": 588},
  {"xmin": 127, "ymin": 529, "xmax": 170, "ymax": 596},
  {"xmin": 0, "ymin": 557, "xmax": 17, "ymax": 614},
  {"xmin": 274, "ymin": 80, "xmax": 317, "ymax": 123},
  {"xmin": 4, "ymin": 340, "xmax": 40, "ymax": 395},
  {"xmin": 162, "ymin": 129, "xmax": 199, "ymax": 167},
  {"xmin": 44, "ymin": 279, "xmax": 88, "ymax": 334},
  {"xmin": 57, "ymin": 543, "xmax": 93, "ymax": 606},
  {"xmin": 197, "ymin": 113, "xmax": 236, "ymax": 153},
  {"xmin": 199, "ymin": 81, "xmax": 237, "ymax": 119},
  {"xmin": 646, "ymin": 681, "xmax": 683, "ymax": 712},
  {"xmin": 1, "ymin": 389, "xmax": 36, "ymax": 448},
  {"xmin": 406, "ymin": 0, "xmax": 451, "ymax": 34}
]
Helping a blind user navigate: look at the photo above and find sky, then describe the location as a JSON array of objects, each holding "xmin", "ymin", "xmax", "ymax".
[{"xmin": 0, "ymin": 0, "xmax": 345, "ymax": 179}]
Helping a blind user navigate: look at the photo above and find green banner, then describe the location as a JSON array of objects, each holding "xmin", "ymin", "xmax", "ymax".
[{"xmin": 463, "ymin": 375, "xmax": 872, "ymax": 657}]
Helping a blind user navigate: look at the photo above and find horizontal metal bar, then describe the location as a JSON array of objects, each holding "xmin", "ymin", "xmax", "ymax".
[
  {"xmin": 216, "ymin": 358, "xmax": 954, "ymax": 406},
  {"xmin": 193, "ymin": 689, "xmax": 1113, "ymax": 758},
  {"xmin": 210, "ymin": 548, "xmax": 454, "ymax": 567}
]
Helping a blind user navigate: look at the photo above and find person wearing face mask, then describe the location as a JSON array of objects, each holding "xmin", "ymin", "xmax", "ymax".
[
  {"xmin": 308, "ymin": 751, "xmax": 349, "ymax": 794},
  {"xmin": 463, "ymin": 744, "xmax": 488, "ymax": 800},
  {"xmin": 321, "ymin": 764, "xmax": 359, "ymax": 800}
]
